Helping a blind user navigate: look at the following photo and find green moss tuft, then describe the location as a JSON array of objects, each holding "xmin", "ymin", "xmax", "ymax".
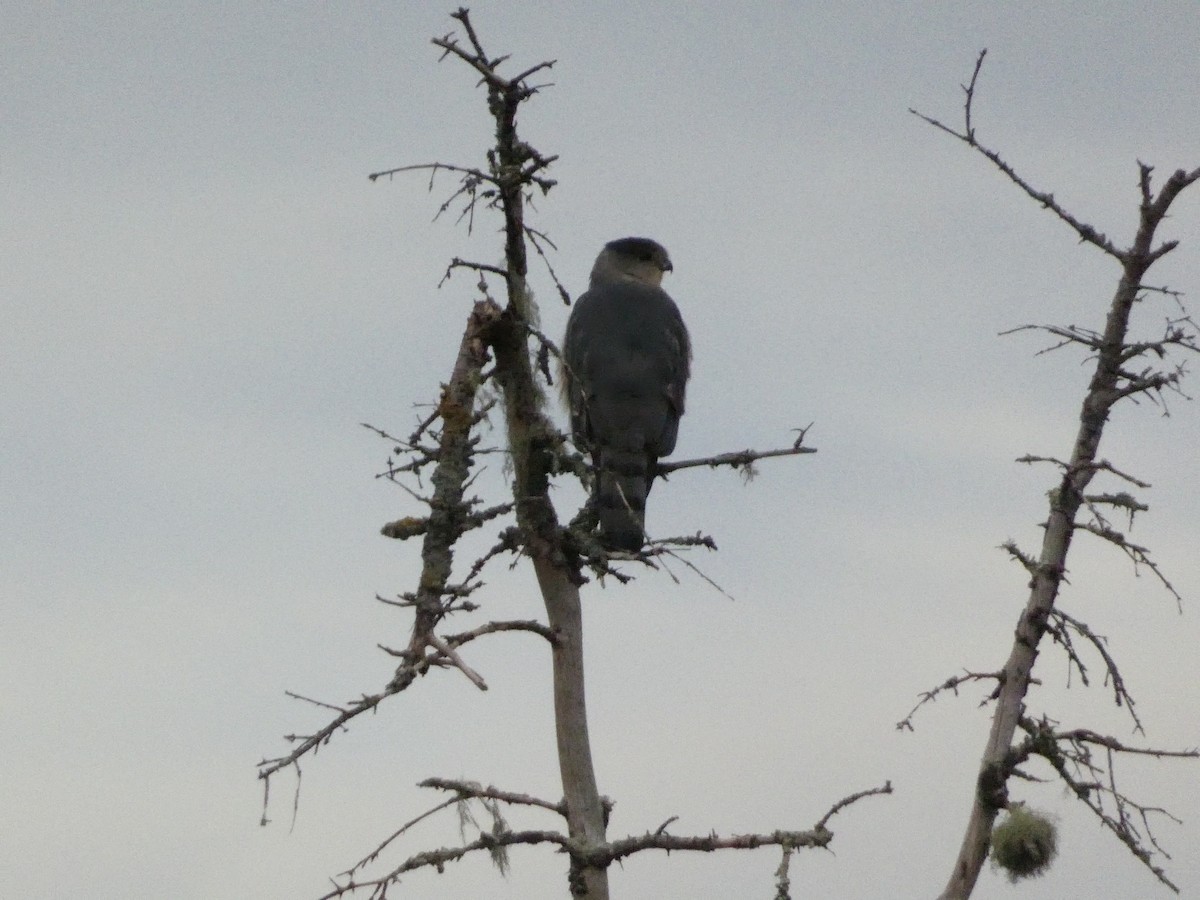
[{"xmin": 990, "ymin": 806, "xmax": 1058, "ymax": 882}]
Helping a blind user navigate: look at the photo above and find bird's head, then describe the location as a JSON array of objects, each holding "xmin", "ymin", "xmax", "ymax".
[{"xmin": 590, "ymin": 237, "xmax": 673, "ymax": 287}]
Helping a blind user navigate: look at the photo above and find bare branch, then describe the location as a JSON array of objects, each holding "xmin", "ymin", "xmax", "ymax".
[
  {"xmin": 426, "ymin": 633, "xmax": 488, "ymax": 690},
  {"xmin": 319, "ymin": 829, "xmax": 573, "ymax": 900},
  {"xmin": 339, "ymin": 795, "xmax": 461, "ymax": 880},
  {"xmin": 320, "ymin": 780, "xmax": 889, "ymax": 899},
  {"xmin": 1001, "ymin": 322, "xmax": 1105, "ymax": 355},
  {"xmin": 258, "ymin": 690, "xmax": 392, "ymax": 782},
  {"xmin": 604, "ymin": 828, "xmax": 831, "ymax": 861},
  {"xmin": 525, "ymin": 225, "xmax": 571, "ymax": 304},
  {"xmin": 643, "ymin": 538, "xmax": 733, "ymax": 599},
  {"xmin": 896, "ymin": 671, "xmax": 1005, "ymax": 731},
  {"xmin": 814, "ymin": 781, "xmax": 895, "ymax": 829},
  {"xmin": 773, "ymin": 846, "xmax": 795, "ymax": 900},
  {"xmin": 439, "ymin": 256, "xmax": 508, "ymax": 289},
  {"xmin": 999, "ymin": 539, "xmax": 1039, "ymax": 577},
  {"xmin": 460, "ymin": 525, "xmax": 524, "ymax": 584},
  {"xmin": 1054, "ymin": 728, "xmax": 1200, "ymax": 762},
  {"xmin": 380, "ymin": 500, "xmax": 512, "ymax": 541},
  {"xmin": 367, "ymin": 160, "xmax": 494, "ymax": 186},
  {"xmin": 1047, "ymin": 609, "xmax": 1142, "ymax": 730},
  {"xmin": 1075, "ymin": 522, "xmax": 1182, "ymax": 611},
  {"xmin": 910, "ymin": 51, "xmax": 1124, "ymax": 260},
  {"xmin": 602, "ymin": 781, "xmax": 892, "ymax": 866},
  {"xmin": 442, "ymin": 618, "xmax": 557, "ymax": 647},
  {"xmin": 1087, "ymin": 459, "xmax": 1154, "ymax": 489},
  {"xmin": 260, "ymin": 300, "xmax": 503, "ymax": 785},
  {"xmin": 657, "ymin": 443, "xmax": 816, "ymax": 477},
  {"xmin": 283, "ymin": 691, "xmax": 350, "ymax": 716},
  {"xmin": 419, "ymin": 777, "xmax": 567, "ymax": 817},
  {"xmin": 1018, "ymin": 717, "xmax": 1197, "ymax": 892}
]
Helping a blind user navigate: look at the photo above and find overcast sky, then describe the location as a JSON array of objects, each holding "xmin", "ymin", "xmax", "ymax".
[{"xmin": 4, "ymin": 3, "xmax": 1199, "ymax": 899}]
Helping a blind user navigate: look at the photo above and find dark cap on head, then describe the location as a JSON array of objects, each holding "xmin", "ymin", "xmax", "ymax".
[{"xmin": 604, "ymin": 237, "xmax": 672, "ymax": 272}]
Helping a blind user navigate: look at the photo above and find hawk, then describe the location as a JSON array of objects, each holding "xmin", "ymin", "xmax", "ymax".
[{"xmin": 562, "ymin": 237, "xmax": 691, "ymax": 550}]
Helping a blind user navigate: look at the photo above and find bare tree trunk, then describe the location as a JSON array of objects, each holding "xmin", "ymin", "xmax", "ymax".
[
  {"xmin": 489, "ymin": 302, "xmax": 610, "ymax": 897},
  {"xmin": 426, "ymin": 12, "xmax": 614, "ymax": 895},
  {"xmin": 534, "ymin": 560, "xmax": 609, "ymax": 899}
]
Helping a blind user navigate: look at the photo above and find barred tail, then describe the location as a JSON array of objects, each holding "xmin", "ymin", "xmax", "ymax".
[{"xmin": 596, "ymin": 449, "xmax": 650, "ymax": 551}]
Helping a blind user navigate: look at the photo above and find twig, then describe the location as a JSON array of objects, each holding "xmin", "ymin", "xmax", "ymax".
[
  {"xmin": 643, "ymin": 540, "xmax": 734, "ymax": 600},
  {"xmin": 910, "ymin": 50, "xmax": 1125, "ymax": 260},
  {"xmin": 319, "ymin": 830, "xmax": 574, "ymax": 900},
  {"xmin": 1047, "ymin": 609, "xmax": 1142, "ymax": 731},
  {"xmin": 657, "ymin": 443, "xmax": 816, "ymax": 477},
  {"xmin": 603, "ymin": 781, "xmax": 893, "ymax": 866},
  {"xmin": 426, "ymin": 633, "xmax": 488, "ymax": 690},
  {"xmin": 896, "ymin": 671, "xmax": 1005, "ymax": 731},
  {"xmin": 339, "ymin": 796, "xmax": 461, "ymax": 879},
  {"xmin": 419, "ymin": 777, "xmax": 567, "ymax": 816},
  {"xmin": 368, "ymin": 160, "xmax": 494, "ymax": 185}
]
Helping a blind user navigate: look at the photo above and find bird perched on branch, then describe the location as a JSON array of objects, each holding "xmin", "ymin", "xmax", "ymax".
[{"xmin": 562, "ymin": 237, "xmax": 691, "ymax": 551}]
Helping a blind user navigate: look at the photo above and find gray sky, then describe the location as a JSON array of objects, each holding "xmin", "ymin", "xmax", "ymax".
[{"xmin": 4, "ymin": 3, "xmax": 1199, "ymax": 898}]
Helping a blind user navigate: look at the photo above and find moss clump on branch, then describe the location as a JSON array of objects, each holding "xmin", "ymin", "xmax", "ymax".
[{"xmin": 990, "ymin": 806, "xmax": 1058, "ymax": 882}]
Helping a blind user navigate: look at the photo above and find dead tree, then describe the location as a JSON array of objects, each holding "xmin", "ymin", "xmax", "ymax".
[
  {"xmin": 903, "ymin": 51, "xmax": 1200, "ymax": 899},
  {"xmin": 258, "ymin": 9, "xmax": 885, "ymax": 899}
]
